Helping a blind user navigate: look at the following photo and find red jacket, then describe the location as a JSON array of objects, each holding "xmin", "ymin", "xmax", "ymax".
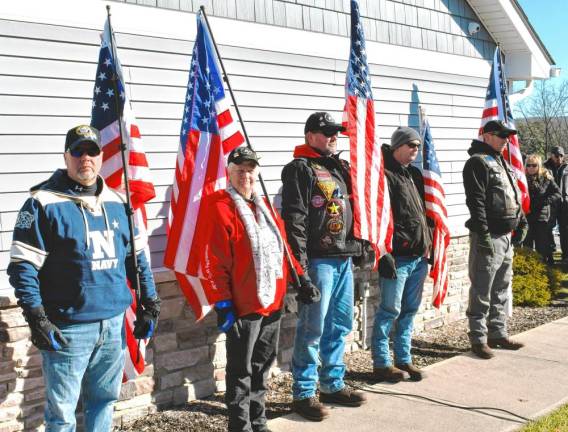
[{"xmin": 202, "ymin": 190, "xmax": 302, "ymax": 317}]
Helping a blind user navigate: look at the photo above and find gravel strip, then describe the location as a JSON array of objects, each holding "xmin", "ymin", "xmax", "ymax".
[{"xmin": 119, "ymin": 304, "xmax": 567, "ymax": 431}]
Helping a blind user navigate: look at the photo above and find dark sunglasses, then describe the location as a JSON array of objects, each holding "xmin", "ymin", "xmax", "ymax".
[
  {"xmin": 406, "ymin": 142, "xmax": 421, "ymax": 149},
  {"xmin": 68, "ymin": 147, "xmax": 101, "ymax": 158},
  {"xmin": 489, "ymin": 132, "xmax": 511, "ymax": 139},
  {"xmin": 315, "ymin": 129, "xmax": 339, "ymax": 138},
  {"xmin": 526, "ymin": 164, "xmax": 538, "ymax": 168}
]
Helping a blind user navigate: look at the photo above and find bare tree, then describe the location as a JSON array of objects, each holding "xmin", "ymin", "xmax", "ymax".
[{"xmin": 514, "ymin": 80, "xmax": 568, "ymax": 157}]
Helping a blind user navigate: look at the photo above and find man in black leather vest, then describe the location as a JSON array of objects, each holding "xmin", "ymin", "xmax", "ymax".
[
  {"xmin": 463, "ymin": 120, "xmax": 528, "ymax": 359},
  {"xmin": 281, "ymin": 112, "xmax": 366, "ymax": 421}
]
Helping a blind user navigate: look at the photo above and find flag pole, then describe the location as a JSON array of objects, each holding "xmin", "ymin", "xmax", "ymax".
[
  {"xmin": 199, "ymin": 7, "xmax": 301, "ymax": 287},
  {"xmin": 105, "ymin": 5, "xmax": 143, "ymax": 341},
  {"xmin": 497, "ymin": 44, "xmax": 512, "ymax": 165}
]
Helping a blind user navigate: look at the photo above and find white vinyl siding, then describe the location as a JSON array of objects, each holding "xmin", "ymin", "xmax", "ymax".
[{"xmin": 0, "ymin": 2, "xmax": 492, "ymax": 295}]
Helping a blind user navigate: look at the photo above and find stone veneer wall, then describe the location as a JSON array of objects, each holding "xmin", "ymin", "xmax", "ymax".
[{"xmin": 0, "ymin": 235, "xmax": 469, "ymax": 430}]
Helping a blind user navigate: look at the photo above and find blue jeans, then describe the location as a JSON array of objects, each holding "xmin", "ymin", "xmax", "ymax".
[
  {"xmin": 41, "ymin": 313, "xmax": 126, "ymax": 432},
  {"xmin": 292, "ymin": 257, "xmax": 353, "ymax": 400},
  {"xmin": 372, "ymin": 256, "xmax": 427, "ymax": 368}
]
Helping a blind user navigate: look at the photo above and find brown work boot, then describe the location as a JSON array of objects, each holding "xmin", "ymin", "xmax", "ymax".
[
  {"xmin": 395, "ymin": 363, "xmax": 425, "ymax": 381},
  {"xmin": 488, "ymin": 337, "xmax": 524, "ymax": 350},
  {"xmin": 471, "ymin": 343, "xmax": 495, "ymax": 359},
  {"xmin": 320, "ymin": 387, "xmax": 367, "ymax": 407},
  {"xmin": 372, "ymin": 366, "xmax": 405, "ymax": 383},
  {"xmin": 292, "ymin": 397, "xmax": 330, "ymax": 422}
]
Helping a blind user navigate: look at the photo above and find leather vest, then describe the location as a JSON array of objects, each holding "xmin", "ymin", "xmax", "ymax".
[{"xmin": 474, "ymin": 154, "xmax": 521, "ymax": 220}]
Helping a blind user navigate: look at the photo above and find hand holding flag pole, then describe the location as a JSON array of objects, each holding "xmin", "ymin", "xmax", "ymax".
[{"xmin": 198, "ymin": 7, "xmax": 302, "ymax": 290}]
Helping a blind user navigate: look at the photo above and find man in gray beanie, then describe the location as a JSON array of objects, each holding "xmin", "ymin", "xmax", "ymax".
[{"xmin": 371, "ymin": 126, "xmax": 433, "ymax": 382}]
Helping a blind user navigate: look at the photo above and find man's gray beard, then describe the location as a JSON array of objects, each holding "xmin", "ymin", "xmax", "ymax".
[{"xmin": 77, "ymin": 170, "xmax": 96, "ymax": 184}]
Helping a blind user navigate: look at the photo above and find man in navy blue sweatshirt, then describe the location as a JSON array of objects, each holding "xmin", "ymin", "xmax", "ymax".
[{"xmin": 8, "ymin": 125, "xmax": 160, "ymax": 431}]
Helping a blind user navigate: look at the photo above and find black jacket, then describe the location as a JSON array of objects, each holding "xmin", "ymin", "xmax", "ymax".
[
  {"xmin": 382, "ymin": 144, "xmax": 432, "ymax": 257},
  {"xmin": 280, "ymin": 144, "xmax": 361, "ymax": 269},
  {"xmin": 543, "ymin": 158, "xmax": 567, "ymax": 188},
  {"xmin": 526, "ymin": 175, "xmax": 560, "ymax": 224},
  {"xmin": 463, "ymin": 140, "xmax": 527, "ymax": 235}
]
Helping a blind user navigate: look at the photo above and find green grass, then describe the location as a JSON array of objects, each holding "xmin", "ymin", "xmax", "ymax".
[{"xmin": 519, "ymin": 403, "xmax": 568, "ymax": 431}]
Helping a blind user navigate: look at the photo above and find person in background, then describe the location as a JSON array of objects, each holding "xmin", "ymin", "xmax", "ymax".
[
  {"xmin": 7, "ymin": 125, "xmax": 160, "ymax": 431},
  {"xmin": 203, "ymin": 146, "xmax": 302, "ymax": 432},
  {"xmin": 543, "ymin": 146, "xmax": 567, "ymax": 260},
  {"xmin": 523, "ymin": 154, "xmax": 560, "ymax": 263}
]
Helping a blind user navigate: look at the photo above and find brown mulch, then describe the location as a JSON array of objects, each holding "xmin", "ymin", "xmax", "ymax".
[{"xmin": 118, "ymin": 303, "xmax": 568, "ymax": 431}]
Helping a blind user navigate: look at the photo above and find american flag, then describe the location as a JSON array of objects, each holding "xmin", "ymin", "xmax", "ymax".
[
  {"xmin": 480, "ymin": 46, "xmax": 529, "ymax": 214},
  {"xmin": 342, "ymin": 0, "xmax": 392, "ymax": 259},
  {"xmin": 90, "ymin": 18, "xmax": 156, "ymax": 380},
  {"xmin": 163, "ymin": 11, "xmax": 244, "ymax": 320},
  {"xmin": 420, "ymin": 111, "xmax": 450, "ymax": 308}
]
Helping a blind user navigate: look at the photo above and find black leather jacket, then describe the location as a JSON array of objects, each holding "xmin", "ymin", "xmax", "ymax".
[
  {"xmin": 281, "ymin": 145, "xmax": 361, "ymax": 269},
  {"xmin": 382, "ymin": 144, "xmax": 432, "ymax": 257},
  {"xmin": 463, "ymin": 140, "xmax": 526, "ymax": 235}
]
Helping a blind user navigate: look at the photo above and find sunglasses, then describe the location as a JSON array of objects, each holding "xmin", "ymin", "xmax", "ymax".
[
  {"xmin": 406, "ymin": 142, "xmax": 421, "ymax": 149},
  {"xmin": 314, "ymin": 129, "xmax": 339, "ymax": 138},
  {"xmin": 526, "ymin": 164, "xmax": 538, "ymax": 168},
  {"xmin": 489, "ymin": 132, "xmax": 511, "ymax": 139},
  {"xmin": 68, "ymin": 147, "xmax": 101, "ymax": 158}
]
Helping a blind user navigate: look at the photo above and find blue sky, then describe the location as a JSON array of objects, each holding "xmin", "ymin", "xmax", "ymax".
[{"xmin": 517, "ymin": 0, "xmax": 567, "ymax": 85}]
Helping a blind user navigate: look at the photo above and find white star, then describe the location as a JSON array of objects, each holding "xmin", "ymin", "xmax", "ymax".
[
  {"xmin": 104, "ymin": 58, "xmax": 112, "ymax": 67},
  {"xmin": 106, "ymin": 88, "xmax": 114, "ymax": 97},
  {"xmin": 92, "ymin": 100, "xmax": 96, "ymax": 108},
  {"xmin": 205, "ymin": 81, "xmax": 211, "ymax": 90},
  {"xmin": 184, "ymin": 117, "xmax": 188, "ymax": 124},
  {"xmin": 186, "ymin": 94, "xmax": 192, "ymax": 102},
  {"xmin": 201, "ymin": 116, "xmax": 209, "ymax": 124},
  {"xmin": 101, "ymin": 102, "xmax": 109, "ymax": 111},
  {"xmin": 182, "ymin": 128, "xmax": 186, "ymax": 135},
  {"xmin": 192, "ymin": 59, "xmax": 197, "ymax": 67},
  {"xmin": 120, "ymin": 91, "xmax": 125, "ymax": 99},
  {"xmin": 206, "ymin": 66, "xmax": 210, "ymax": 74},
  {"xmin": 98, "ymin": 72, "xmax": 107, "ymax": 80},
  {"xmin": 112, "ymin": 219, "xmax": 119, "ymax": 229},
  {"xmin": 185, "ymin": 106, "xmax": 190, "ymax": 113},
  {"xmin": 204, "ymin": 100, "xmax": 211, "ymax": 108},
  {"xmin": 188, "ymin": 82, "xmax": 193, "ymax": 90},
  {"xmin": 213, "ymin": 86, "xmax": 220, "ymax": 94},
  {"xmin": 94, "ymin": 86, "xmax": 101, "ymax": 95}
]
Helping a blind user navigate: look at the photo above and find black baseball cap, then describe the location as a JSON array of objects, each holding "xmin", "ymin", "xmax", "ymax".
[
  {"xmin": 228, "ymin": 146, "xmax": 260, "ymax": 166},
  {"xmin": 65, "ymin": 125, "xmax": 101, "ymax": 152},
  {"xmin": 482, "ymin": 120, "xmax": 517, "ymax": 138},
  {"xmin": 304, "ymin": 112, "xmax": 345, "ymax": 135},
  {"xmin": 551, "ymin": 146, "xmax": 565, "ymax": 156}
]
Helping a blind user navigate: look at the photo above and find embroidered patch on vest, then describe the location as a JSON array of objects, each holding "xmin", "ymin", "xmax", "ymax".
[{"xmin": 15, "ymin": 211, "xmax": 34, "ymax": 229}]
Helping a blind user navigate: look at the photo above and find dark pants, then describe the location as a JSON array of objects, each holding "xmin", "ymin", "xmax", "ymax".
[
  {"xmin": 524, "ymin": 221, "xmax": 554, "ymax": 262},
  {"xmin": 226, "ymin": 311, "xmax": 281, "ymax": 432}
]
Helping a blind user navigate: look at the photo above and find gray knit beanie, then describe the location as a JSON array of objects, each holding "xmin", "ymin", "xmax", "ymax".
[{"xmin": 391, "ymin": 126, "xmax": 421, "ymax": 150}]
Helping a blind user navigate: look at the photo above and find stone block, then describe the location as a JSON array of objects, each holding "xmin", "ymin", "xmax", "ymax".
[
  {"xmin": 178, "ymin": 327, "xmax": 207, "ymax": 349},
  {"xmin": 0, "ymin": 420, "xmax": 23, "ymax": 432},
  {"xmin": 186, "ymin": 378, "xmax": 216, "ymax": 400},
  {"xmin": 153, "ymin": 333, "xmax": 178, "ymax": 353},
  {"xmin": 0, "ymin": 406, "xmax": 20, "ymax": 423},
  {"xmin": 0, "ymin": 362, "xmax": 16, "ymax": 376},
  {"xmin": 14, "ymin": 376, "xmax": 44, "ymax": 392},
  {"xmin": 0, "ymin": 372, "xmax": 17, "ymax": 385},
  {"xmin": 160, "ymin": 371, "xmax": 183, "ymax": 390},
  {"xmin": 0, "ymin": 392, "xmax": 23, "ymax": 409},
  {"xmin": 211, "ymin": 342, "xmax": 227, "ymax": 368},
  {"xmin": 152, "ymin": 389, "xmax": 174, "ymax": 407},
  {"xmin": 154, "ymin": 346, "xmax": 209, "ymax": 372},
  {"xmin": 118, "ymin": 406, "xmax": 152, "ymax": 426},
  {"xmin": 14, "ymin": 353, "xmax": 41, "ymax": 369},
  {"xmin": 424, "ymin": 316, "xmax": 444, "ymax": 330},
  {"xmin": 159, "ymin": 298, "xmax": 186, "ymax": 321},
  {"xmin": 156, "ymin": 280, "xmax": 181, "ymax": 299},
  {"xmin": 24, "ymin": 387, "xmax": 45, "ymax": 403},
  {"xmin": 135, "ymin": 376, "xmax": 155, "ymax": 396},
  {"xmin": 0, "ymin": 296, "xmax": 18, "ymax": 308},
  {"xmin": 0, "ymin": 327, "xmax": 30, "ymax": 343},
  {"xmin": 23, "ymin": 411, "xmax": 43, "ymax": 431},
  {"xmin": 114, "ymin": 393, "xmax": 152, "ymax": 412},
  {"xmin": 0, "ymin": 309, "xmax": 26, "ymax": 328},
  {"xmin": 119, "ymin": 381, "xmax": 137, "ymax": 400},
  {"xmin": 215, "ymin": 379, "xmax": 226, "ymax": 393},
  {"xmin": 184, "ymin": 362, "xmax": 214, "ymax": 383},
  {"xmin": 214, "ymin": 368, "xmax": 226, "ymax": 382},
  {"xmin": 278, "ymin": 347, "xmax": 294, "ymax": 365}
]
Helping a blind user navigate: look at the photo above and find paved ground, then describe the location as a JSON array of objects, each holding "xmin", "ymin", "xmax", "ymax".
[{"xmin": 269, "ymin": 317, "xmax": 568, "ymax": 432}]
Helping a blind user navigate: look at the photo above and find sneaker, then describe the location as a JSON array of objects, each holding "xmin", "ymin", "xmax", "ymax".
[
  {"xmin": 395, "ymin": 363, "xmax": 424, "ymax": 381},
  {"xmin": 320, "ymin": 388, "xmax": 367, "ymax": 407},
  {"xmin": 487, "ymin": 337, "xmax": 524, "ymax": 350},
  {"xmin": 471, "ymin": 343, "xmax": 495, "ymax": 359},
  {"xmin": 292, "ymin": 397, "xmax": 330, "ymax": 422},
  {"xmin": 372, "ymin": 366, "xmax": 405, "ymax": 383}
]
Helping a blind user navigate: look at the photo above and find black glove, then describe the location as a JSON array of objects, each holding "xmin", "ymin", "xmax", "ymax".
[
  {"xmin": 214, "ymin": 300, "xmax": 236, "ymax": 333},
  {"xmin": 23, "ymin": 306, "xmax": 68, "ymax": 351},
  {"xmin": 378, "ymin": 254, "xmax": 397, "ymax": 279},
  {"xmin": 352, "ymin": 240, "xmax": 377, "ymax": 270},
  {"xmin": 512, "ymin": 224, "xmax": 528, "ymax": 246},
  {"xmin": 134, "ymin": 297, "xmax": 161, "ymax": 339},
  {"xmin": 296, "ymin": 274, "xmax": 321, "ymax": 304},
  {"xmin": 477, "ymin": 232, "xmax": 494, "ymax": 255}
]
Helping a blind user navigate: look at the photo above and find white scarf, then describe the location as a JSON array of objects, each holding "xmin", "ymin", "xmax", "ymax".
[{"xmin": 226, "ymin": 185, "xmax": 284, "ymax": 307}]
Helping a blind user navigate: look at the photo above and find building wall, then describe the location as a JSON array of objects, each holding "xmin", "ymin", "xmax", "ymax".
[
  {"xmin": 0, "ymin": 0, "xmax": 490, "ymax": 428},
  {"xmin": 109, "ymin": 0, "xmax": 497, "ymax": 59}
]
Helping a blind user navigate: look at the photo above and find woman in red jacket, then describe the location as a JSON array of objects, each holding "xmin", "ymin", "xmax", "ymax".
[{"xmin": 202, "ymin": 146, "xmax": 303, "ymax": 432}]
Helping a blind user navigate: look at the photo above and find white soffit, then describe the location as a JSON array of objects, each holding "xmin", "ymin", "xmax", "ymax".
[{"xmin": 467, "ymin": 0, "xmax": 555, "ymax": 80}]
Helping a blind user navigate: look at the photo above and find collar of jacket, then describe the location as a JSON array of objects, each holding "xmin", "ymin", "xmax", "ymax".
[
  {"xmin": 381, "ymin": 143, "xmax": 413, "ymax": 175},
  {"xmin": 30, "ymin": 169, "xmax": 104, "ymax": 199},
  {"xmin": 467, "ymin": 139, "xmax": 502, "ymax": 157}
]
